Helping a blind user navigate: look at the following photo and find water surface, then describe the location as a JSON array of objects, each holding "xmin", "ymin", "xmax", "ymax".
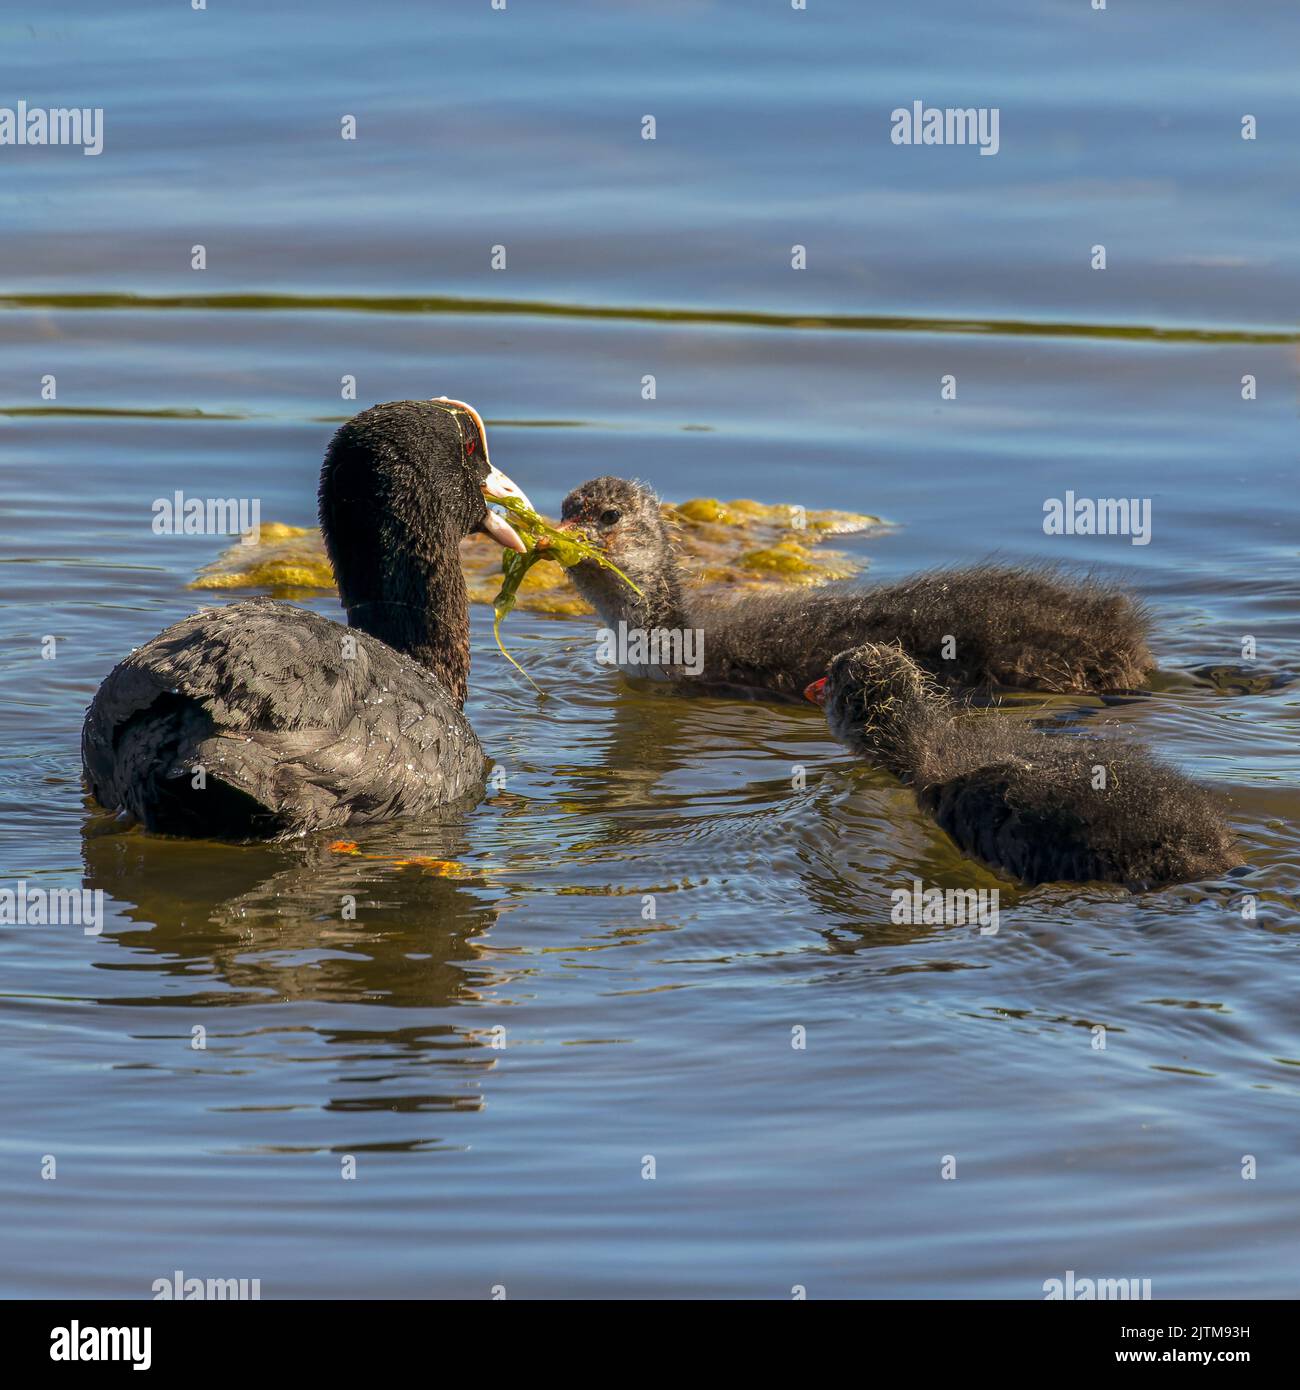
[{"xmin": 1, "ymin": 0, "xmax": 1297, "ymax": 1298}]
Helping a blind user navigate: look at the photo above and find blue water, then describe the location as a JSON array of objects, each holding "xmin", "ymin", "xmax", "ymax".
[{"xmin": 1, "ymin": 0, "xmax": 1297, "ymax": 1298}]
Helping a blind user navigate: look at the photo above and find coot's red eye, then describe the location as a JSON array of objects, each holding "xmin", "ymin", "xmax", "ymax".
[{"xmin": 466, "ymin": 436, "xmax": 477, "ymax": 455}]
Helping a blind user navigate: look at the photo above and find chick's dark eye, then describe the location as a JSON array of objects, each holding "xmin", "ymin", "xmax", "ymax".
[{"xmin": 599, "ymin": 508, "xmax": 621, "ymax": 527}]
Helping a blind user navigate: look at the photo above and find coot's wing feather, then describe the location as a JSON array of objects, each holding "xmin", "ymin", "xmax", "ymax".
[
  {"xmin": 82, "ymin": 598, "xmax": 483, "ymax": 835},
  {"xmin": 199, "ymin": 690, "xmax": 484, "ymax": 829}
]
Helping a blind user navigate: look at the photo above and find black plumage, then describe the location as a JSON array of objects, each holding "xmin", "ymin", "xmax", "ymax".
[
  {"xmin": 560, "ymin": 477, "xmax": 1154, "ymax": 700},
  {"xmin": 811, "ymin": 642, "xmax": 1241, "ymax": 887},
  {"xmin": 82, "ymin": 398, "xmax": 530, "ymax": 840}
]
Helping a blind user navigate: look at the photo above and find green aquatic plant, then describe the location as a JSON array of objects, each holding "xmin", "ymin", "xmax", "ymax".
[
  {"xmin": 489, "ymin": 495, "xmax": 643, "ymax": 692},
  {"xmin": 189, "ymin": 494, "xmax": 886, "ymax": 610}
]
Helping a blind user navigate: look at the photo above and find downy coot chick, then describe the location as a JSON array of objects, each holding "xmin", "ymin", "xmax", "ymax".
[
  {"xmin": 807, "ymin": 642, "xmax": 1241, "ymax": 887},
  {"xmin": 559, "ymin": 477, "xmax": 1153, "ymax": 701},
  {"xmin": 82, "ymin": 398, "xmax": 532, "ymax": 840}
]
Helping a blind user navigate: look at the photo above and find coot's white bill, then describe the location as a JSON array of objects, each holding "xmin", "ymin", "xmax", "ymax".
[{"xmin": 480, "ymin": 505, "xmax": 528, "ymax": 553}]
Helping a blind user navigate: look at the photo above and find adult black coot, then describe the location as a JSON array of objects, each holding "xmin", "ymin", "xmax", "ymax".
[
  {"xmin": 82, "ymin": 398, "xmax": 532, "ymax": 840},
  {"xmin": 807, "ymin": 642, "xmax": 1241, "ymax": 887},
  {"xmin": 559, "ymin": 477, "xmax": 1153, "ymax": 700}
]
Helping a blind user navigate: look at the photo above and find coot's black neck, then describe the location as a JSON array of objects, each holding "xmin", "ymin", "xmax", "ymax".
[{"xmin": 344, "ymin": 557, "xmax": 472, "ymax": 709}]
